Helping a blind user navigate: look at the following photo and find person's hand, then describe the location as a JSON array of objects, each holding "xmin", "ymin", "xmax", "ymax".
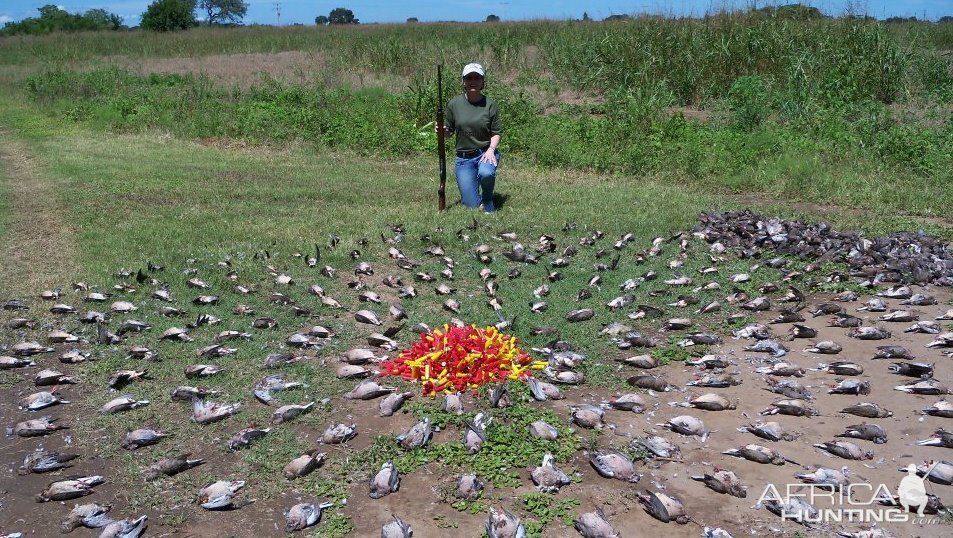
[
  {"xmin": 434, "ymin": 124, "xmax": 452, "ymax": 135},
  {"xmin": 480, "ymin": 148, "xmax": 497, "ymax": 165}
]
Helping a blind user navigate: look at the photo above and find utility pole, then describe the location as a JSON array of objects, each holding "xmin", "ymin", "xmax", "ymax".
[{"xmin": 274, "ymin": 2, "xmax": 281, "ymax": 26}]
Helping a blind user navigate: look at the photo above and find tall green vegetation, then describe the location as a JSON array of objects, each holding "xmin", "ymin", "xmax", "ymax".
[
  {"xmin": 9, "ymin": 12, "xmax": 953, "ymax": 214},
  {"xmin": 0, "ymin": 5, "xmax": 124, "ymax": 35}
]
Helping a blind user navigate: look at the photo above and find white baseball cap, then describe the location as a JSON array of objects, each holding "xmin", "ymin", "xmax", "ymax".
[{"xmin": 462, "ymin": 63, "xmax": 485, "ymax": 78}]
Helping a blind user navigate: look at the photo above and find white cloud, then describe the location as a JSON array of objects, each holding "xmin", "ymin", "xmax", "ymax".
[{"xmin": 0, "ymin": 15, "xmax": 13, "ymax": 24}]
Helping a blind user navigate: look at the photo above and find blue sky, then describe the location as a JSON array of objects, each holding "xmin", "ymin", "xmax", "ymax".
[{"xmin": 2, "ymin": 0, "xmax": 951, "ymax": 27}]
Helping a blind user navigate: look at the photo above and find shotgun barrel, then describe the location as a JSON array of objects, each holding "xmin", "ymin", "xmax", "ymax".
[{"xmin": 437, "ymin": 64, "xmax": 446, "ymax": 211}]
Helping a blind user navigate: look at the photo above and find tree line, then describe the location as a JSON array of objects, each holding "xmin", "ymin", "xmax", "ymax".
[{"xmin": 3, "ymin": 3, "xmax": 952, "ymax": 35}]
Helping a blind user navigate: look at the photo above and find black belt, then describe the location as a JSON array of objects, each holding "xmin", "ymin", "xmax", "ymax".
[{"xmin": 456, "ymin": 147, "xmax": 488, "ymax": 158}]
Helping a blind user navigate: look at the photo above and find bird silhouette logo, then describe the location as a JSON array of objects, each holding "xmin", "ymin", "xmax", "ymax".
[{"xmin": 897, "ymin": 463, "xmax": 929, "ymax": 516}]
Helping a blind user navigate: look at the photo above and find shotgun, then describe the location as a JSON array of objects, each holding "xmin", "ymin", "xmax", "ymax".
[{"xmin": 436, "ymin": 64, "xmax": 447, "ymax": 212}]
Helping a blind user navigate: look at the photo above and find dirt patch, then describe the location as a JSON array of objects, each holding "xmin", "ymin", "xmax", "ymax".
[
  {"xmin": 0, "ymin": 129, "xmax": 78, "ymax": 295},
  {"xmin": 109, "ymin": 50, "xmax": 408, "ymax": 90},
  {"xmin": 3, "ymin": 285, "xmax": 953, "ymax": 537}
]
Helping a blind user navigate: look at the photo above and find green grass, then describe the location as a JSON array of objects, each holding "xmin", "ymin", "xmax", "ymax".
[{"xmin": 0, "ymin": 152, "xmax": 8, "ymax": 240}]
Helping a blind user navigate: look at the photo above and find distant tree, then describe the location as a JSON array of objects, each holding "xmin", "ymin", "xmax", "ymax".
[
  {"xmin": 0, "ymin": 4, "xmax": 126, "ymax": 35},
  {"xmin": 604, "ymin": 14, "xmax": 631, "ymax": 21},
  {"xmin": 141, "ymin": 0, "xmax": 197, "ymax": 31},
  {"xmin": 83, "ymin": 8, "xmax": 124, "ymax": 30},
  {"xmin": 582, "ymin": 12, "xmax": 591, "ymax": 21},
  {"xmin": 315, "ymin": 15, "xmax": 329, "ymax": 25},
  {"xmin": 406, "ymin": 17, "xmax": 418, "ymax": 23},
  {"xmin": 940, "ymin": 15, "xmax": 953, "ymax": 23},
  {"xmin": 884, "ymin": 16, "xmax": 918, "ymax": 23},
  {"xmin": 486, "ymin": 14, "xmax": 500, "ymax": 22},
  {"xmin": 328, "ymin": 7, "xmax": 358, "ymax": 24},
  {"xmin": 199, "ymin": 0, "xmax": 247, "ymax": 25},
  {"xmin": 755, "ymin": 4, "xmax": 826, "ymax": 20}
]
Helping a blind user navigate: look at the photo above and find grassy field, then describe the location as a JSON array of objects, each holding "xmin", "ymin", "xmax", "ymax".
[{"xmin": 0, "ymin": 13, "xmax": 952, "ymax": 538}]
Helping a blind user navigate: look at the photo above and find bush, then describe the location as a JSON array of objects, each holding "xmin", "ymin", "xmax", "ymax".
[{"xmin": 728, "ymin": 75, "xmax": 771, "ymax": 131}]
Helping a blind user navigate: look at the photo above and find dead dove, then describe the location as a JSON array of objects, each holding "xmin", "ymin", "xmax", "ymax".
[
  {"xmin": 637, "ymin": 491, "xmax": 689, "ymax": 524},
  {"xmin": 894, "ymin": 379, "xmax": 951, "ymax": 395},
  {"xmin": 98, "ymin": 515, "xmax": 147, "ymax": 538},
  {"xmin": 464, "ymin": 412, "xmax": 491, "ymax": 454},
  {"xmin": 681, "ymin": 393, "xmax": 736, "ymax": 411},
  {"xmin": 379, "ymin": 391, "xmax": 414, "ymax": 416},
  {"xmin": 627, "ymin": 374, "xmax": 674, "ymax": 391},
  {"xmin": 228, "ymin": 427, "xmax": 271, "ymax": 450},
  {"xmin": 321, "ymin": 423, "xmax": 357, "ymax": 444},
  {"xmin": 272, "ymin": 402, "xmax": 314, "ymax": 424},
  {"xmin": 804, "ymin": 341, "xmax": 843, "ymax": 354},
  {"xmin": 836, "ymin": 423, "xmax": 887, "ymax": 444},
  {"xmin": 283, "ymin": 451, "xmax": 326, "ymax": 479},
  {"xmin": 814, "ymin": 440, "xmax": 873, "ymax": 460},
  {"xmin": 571, "ymin": 405, "xmax": 605, "ymax": 429},
  {"xmin": 848, "ymin": 326, "xmax": 891, "ymax": 340},
  {"xmin": 485, "ymin": 507, "xmax": 525, "ymax": 538},
  {"xmin": 605, "ymin": 393, "xmax": 647, "ymax": 413},
  {"xmin": 192, "ymin": 398, "xmax": 240, "ymax": 424},
  {"xmin": 381, "ymin": 516, "xmax": 414, "ymax": 538},
  {"xmin": 661, "ymin": 415, "xmax": 710, "ymax": 440},
  {"xmin": 143, "ymin": 453, "xmax": 204, "ymax": 481},
  {"xmin": 528, "ymin": 420, "xmax": 559, "ymax": 441},
  {"xmin": 442, "ymin": 393, "xmax": 464, "ymax": 414},
  {"xmin": 691, "ymin": 467, "xmax": 747, "ymax": 498},
  {"xmin": 840, "ymin": 402, "xmax": 893, "ymax": 418},
  {"xmin": 589, "ymin": 449, "xmax": 640, "ymax": 482},
  {"xmin": 121, "ymin": 428, "xmax": 168, "ymax": 449},
  {"xmin": 198, "ymin": 480, "xmax": 245, "ymax": 510},
  {"xmin": 762, "ymin": 497, "xmax": 818, "ymax": 526},
  {"xmin": 37, "ymin": 476, "xmax": 104, "ymax": 502},
  {"xmin": 369, "ymin": 461, "xmax": 400, "ymax": 499},
  {"xmin": 34, "ymin": 368, "xmax": 77, "ymax": 386},
  {"xmin": 530, "ymin": 453, "xmax": 570, "ymax": 493},
  {"xmin": 60, "ymin": 502, "xmax": 112, "ymax": 533},
  {"xmin": 456, "ymin": 474, "xmax": 484, "ymax": 500},
  {"xmin": 100, "ymin": 395, "xmax": 149, "ymax": 415},
  {"xmin": 285, "ymin": 501, "xmax": 333, "ymax": 532},
  {"xmin": 722, "ymin": 444, "xmax": 788, "ymax": 465},
  {"xmin": 396, "ymin": 417, "xmax": 432, "ymax": 450},
  {"xmin": 14, "ymin": 416, "xmax": 67, "ymax": 437},
  {"xmin": 761, "ymin": 399, "xmax": 819, "ymax": 417},
  {"xmin": 20, "ymin": 390, "xmax": 70, "ymax": 411},
  {"xmin": 20, "ymin": 450, "xmax": 79, "ymax": 474},
  {"xmin": 637, "ymin": 435, "xmax": 681, "ymax": 459},
  {"xmin": 345, "ymin": 378, "xmax": 396, "ymax": 400},
  {"xmin": 252, "ymin": 374, "xmax": 304, "ymax": 404},
  {"xmin": 916, "ymin": 428, "xmax": 953, "ymax": 448},
  {"xmin": 908, "ymin": 460, "xmax": 953, "ymax": 485},
  {"xmin": 922, "ymin": 400, "xmax": 953, "ymax": 418},
  {"xmin": 828, "ymin": 378, "xmax": 871, "ymax": 395},
  {"xmin": 573, "ymin": 508, "xmax": 619, "ymax": 538},
  {"xmin": 796, "ymin": 465, "xmax": 850, "ymax": 490},
  {"xmin": 738, "ymin": 422, "xmax": 797, "ymax": 442},
  {"xmin": 888, "ymin": 361, "xmax": 934, "ymax": 377}
]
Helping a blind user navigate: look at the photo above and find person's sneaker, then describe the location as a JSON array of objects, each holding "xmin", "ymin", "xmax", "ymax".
[{"xmin": 482, "ymin": 202, "xmax": 496, "ymax": 214}]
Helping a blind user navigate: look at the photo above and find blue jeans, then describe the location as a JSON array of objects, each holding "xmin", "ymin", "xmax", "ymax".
[{"xmin": 455, "ymin": 150, "xmax": 500, "ymax": 212}]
